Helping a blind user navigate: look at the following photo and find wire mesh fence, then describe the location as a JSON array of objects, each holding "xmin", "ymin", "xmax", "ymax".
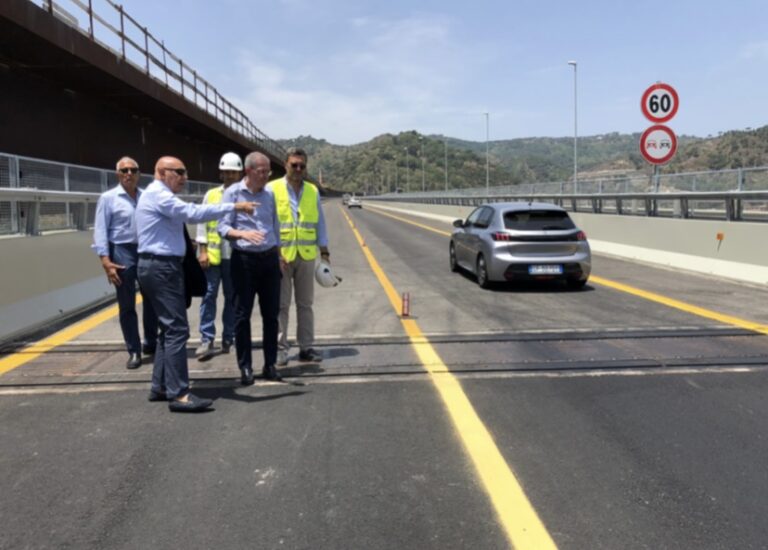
[{"xmin": 0, "ymin": 153, "xmax": 217, "ymax": 236}]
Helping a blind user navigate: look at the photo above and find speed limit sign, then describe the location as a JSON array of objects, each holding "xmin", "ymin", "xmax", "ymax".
[{"xmin": 641, "ymin": 83, "xmax": 679, "ymax": 123}]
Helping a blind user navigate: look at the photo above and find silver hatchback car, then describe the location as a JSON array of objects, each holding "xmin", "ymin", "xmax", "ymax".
[{"xmin": 449, "ymin": 202, "xmax": 591, "ymax": 289}]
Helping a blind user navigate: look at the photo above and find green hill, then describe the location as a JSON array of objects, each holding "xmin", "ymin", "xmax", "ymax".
[{"xmin": 280, "ymin": 125, "xmax": 768, "ymax": 193}]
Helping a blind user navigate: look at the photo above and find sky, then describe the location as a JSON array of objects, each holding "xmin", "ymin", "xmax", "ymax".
[{"xmin": 88, "ymin": 0, "xmax": 767, "ymax": 145}]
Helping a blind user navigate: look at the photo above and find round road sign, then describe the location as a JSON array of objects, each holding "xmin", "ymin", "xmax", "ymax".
[
  {"xmin": 640, "ymin": 124, "xmax": 677, "ymax": 165},
  {"xmin": 641, "ymin": 83, "xmax": 679, "ymax": 123}
]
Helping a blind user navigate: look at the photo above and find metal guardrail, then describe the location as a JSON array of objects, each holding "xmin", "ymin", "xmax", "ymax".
[
  {"xmin": 33, "ymin": 0, "xmax": 286, "ymax": 161},
  {"xmin": 370, "ymin": 166, "xmax": 768, "ymax": 222},
  {"xmin": 369, "ymin": 190, "xmax": 768, "ymax": 222},
  {"xmin": 382, "ymin": 166, "xmax": 768, "ymax": 197},
  {"xmin": 0, "ymin": 152, "xmax": 214, "ymax": 235}
]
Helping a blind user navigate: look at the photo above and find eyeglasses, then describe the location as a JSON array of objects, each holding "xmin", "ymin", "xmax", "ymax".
[
  {"xmin": 119, "ymin": 167, "xmax": 139, "ymax": 174},
  {"xmin": 251, "ymin": 167, "xmax": 272, "ymax": 175},
  {"xmin": 163, "ymin": 168, "xmax": 187, "ymax": 176},
  {"xmin": 290, "ymin": 162, "xmax": 306, "ymax": 170}
]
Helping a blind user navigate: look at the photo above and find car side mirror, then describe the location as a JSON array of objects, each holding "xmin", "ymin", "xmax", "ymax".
[{"xmin": 452, "ymin": 219, "xmax": 465, "ymax": 228}]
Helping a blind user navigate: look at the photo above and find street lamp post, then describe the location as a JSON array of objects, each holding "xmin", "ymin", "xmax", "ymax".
[
  {"xmin": 403, "ymin": 147, "xmax": 409, "ymax": 193},
  {"xmin": 444, "ymin": 139, "xmax": 448, "ymax": 192},
  {"xmin": 484, "ymin": 112, "xmax": 490, "ymax": 192},
  {"xmin": 420, "ymin": 137, "xmax": 425, "ymax": 192},
  {"xmin": 394, "ymin": 153, "xmax": 398, "ymax": 192},
  {"xmin": 568, "ymin": 60, "xmax": 578, "ymax": 192}
]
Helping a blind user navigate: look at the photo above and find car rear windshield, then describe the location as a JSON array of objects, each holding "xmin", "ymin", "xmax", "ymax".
[{"xmin": 503, "ymin": 210, "xmax": 575, "ymax": 230}]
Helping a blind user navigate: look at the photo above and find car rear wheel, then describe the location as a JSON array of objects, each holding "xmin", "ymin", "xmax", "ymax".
[
  {"xmin": 476, "ymin": 254, "xmax": 491, "ymax": 289},
  {"xmin": 567, "ymin": 278, "xmax": 588, "ymax": 290},
  {"xmin": 449, "ymin": 242, "xmax": 459, "ymax": 272}
]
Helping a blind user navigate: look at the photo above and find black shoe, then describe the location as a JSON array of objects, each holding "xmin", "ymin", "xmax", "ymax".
[
  {"xmin": 298, "ymin": 348, "xmax": 322, "ymax": 362},
  {"xmin": 262, "ymin": 364, "xmax": 283, "ymax": 381},
  {"xmin": 126, "ymin": 352, "xmax": 142, "ymax": 369},
  {"xmin": 221, "ymin": 340, "xmax": 233, "ymax": 354},
  {"xmin": 148, "ymin": 390, "xmax": 168, "ymax": 402},
  {"xmin": 240, "ymin": 367, "xmax": 255, "ymax": 386},
  {"xmin": 168, "ymin": 393, "xmax": 213, "ymax": 412},
  {"xmin": 142, "ymin": 344, "xmax": 156, "ymax": 356}
]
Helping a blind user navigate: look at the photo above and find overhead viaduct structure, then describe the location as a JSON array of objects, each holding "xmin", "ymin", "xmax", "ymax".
[{"xmin": 0, "ymin": 0, "xmax": 286, "ymax": 180}]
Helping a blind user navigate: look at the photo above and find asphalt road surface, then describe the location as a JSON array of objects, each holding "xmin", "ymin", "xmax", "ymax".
[{"xmin": 2, "ymin": 199, "xmax": 768, "ymax": 549}]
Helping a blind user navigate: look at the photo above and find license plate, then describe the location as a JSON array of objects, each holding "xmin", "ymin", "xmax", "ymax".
[{"xmin": 528, "ymin": 264, "xmax": 563, "ymax": 275}]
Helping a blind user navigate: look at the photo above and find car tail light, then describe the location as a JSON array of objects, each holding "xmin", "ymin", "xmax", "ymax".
[
  {"xmin": 576, "ymin": 231, "xmax": 587, "ymax": 241},
  {"xmin": 492, "ymin": 232, "xmax": 511, "ymax": 241}
]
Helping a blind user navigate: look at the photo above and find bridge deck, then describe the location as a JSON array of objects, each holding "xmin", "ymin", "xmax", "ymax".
[{"xmin": 4, "ymin": 200, "xmax": 768, "ymax": 549}]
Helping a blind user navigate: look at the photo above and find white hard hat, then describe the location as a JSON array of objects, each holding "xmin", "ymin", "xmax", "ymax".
[
  {"xmin": 315, "ymin": 260, "xmax": 342, "ymax": 288},
  {"xmin": 219, "ymin": 152, "xmax": 243, "ymax": 171}
]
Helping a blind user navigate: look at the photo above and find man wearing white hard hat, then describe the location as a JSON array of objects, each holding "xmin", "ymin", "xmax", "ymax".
[{"xmin": 195, "ymin": 152, "xmax": 243, "ymax": 360}]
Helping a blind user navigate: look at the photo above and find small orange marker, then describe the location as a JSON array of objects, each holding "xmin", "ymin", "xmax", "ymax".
[{"xmin": 716, "ymin": 232, "xmax": 724, "ymax": 241}]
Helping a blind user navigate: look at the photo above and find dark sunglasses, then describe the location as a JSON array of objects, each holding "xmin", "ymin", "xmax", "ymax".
[
  {"xmin": 163, "ymin": 168, "xmax": 187, "ymax": 176},
  {"xmin": 119, "ymin": 167, "xmax": 139, "ymax": 174},
  {"xmin": 290, "ymin": 162, "xmax": 306, "ymax": 170}
]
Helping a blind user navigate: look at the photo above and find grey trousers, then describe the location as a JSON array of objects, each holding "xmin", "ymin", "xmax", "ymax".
[{"xmin": 278, "ymin": 256, "xmax": 315, "ymax": 352}]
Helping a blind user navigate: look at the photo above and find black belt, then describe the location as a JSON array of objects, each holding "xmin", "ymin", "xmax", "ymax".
[
  {"xmin": 233, "ymin": 246, "xmax": 278, "ymax": 258},
  {"xmin": 138, "ymin": 253, "xmax": 183, "ymax": 261}
]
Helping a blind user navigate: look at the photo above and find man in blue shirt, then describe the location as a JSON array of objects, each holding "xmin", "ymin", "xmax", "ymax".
[
  {"xmin": 136, "ymin": 156, "xmax": 256, "ymax": 412},
  {"xmin": 92, "ymin": 156, "xmax": 158, "ymax": 369},
  {"xmin": 218, "ymin": 152, "xmax": 283, "ymax": 385}
]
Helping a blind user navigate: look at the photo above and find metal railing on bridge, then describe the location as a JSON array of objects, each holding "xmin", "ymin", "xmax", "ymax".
[
  {"xmin": 371, "ymin": 166, "xmax": 768, "ymax": 222},
  {"xmin": 0, "ymin": 153, "xmax": 215, "ymax": 235},
  {"xmin": 32, "ymin": 0, "xmax": 286, "ymax": 161}
]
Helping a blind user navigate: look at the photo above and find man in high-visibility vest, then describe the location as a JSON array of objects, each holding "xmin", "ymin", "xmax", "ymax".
[
  {"xmin": 268, "ymin": 147, "xmax": 329, "ymax": 366},
  {"xmin": 195, "ymin": 152, "xmax": 243, "ymax": 360}
]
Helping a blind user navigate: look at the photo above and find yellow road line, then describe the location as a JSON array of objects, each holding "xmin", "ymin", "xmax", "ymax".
[
  {"xmin": 0, "ymin": 299, "xmax": 126, "ymax": 376},
  {"xmin": 589, "ymin": 275, "xmax": 768, "ymax": 335},
  {"xmin": 364, "ymin": 205, "xmax": 768, "ymax": 336},
  {"xmin": 365, "ymin": 205, "xmax": 452, "ymax": 237},
  {"xmin": 341, "ymin": 206, "xmax": 557, "ymax": 550}
]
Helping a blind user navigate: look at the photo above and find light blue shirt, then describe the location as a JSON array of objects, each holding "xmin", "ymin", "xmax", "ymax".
[
  {"xmin": 218, "ymin": 180, "xmax": 280, "ymax": 252},
  {"xmin": 91, "ymin": 184, "xmax": 142, "ymax": 257},
  {"xmin": 267, "ymin": 178, "xmax": 328, "ymax": 247},
  {"xmin": 136, "ymin": 180, "xmax": 234, "ymax": 257}
]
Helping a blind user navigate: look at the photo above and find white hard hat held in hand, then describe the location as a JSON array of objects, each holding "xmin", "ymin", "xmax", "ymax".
[
  {"xmin": 315, "ymin": 260, "xmax": 342, "ymax": 288},
  {"xmin": 219, "ymin": 152, "xmax": 243, "ymax": 171}
]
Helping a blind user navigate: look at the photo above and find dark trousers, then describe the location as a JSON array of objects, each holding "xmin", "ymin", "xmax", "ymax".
[
  {"xmin": 231, "ymin": 248, "xmax": 281, "ymax": 372},
  {"xmin": 111, "ymin": 243, "xmax": 158, "ymax": 354},
  {"xmin": 137, "ymin": 256, "xmax": 190, "ymax": 399}
]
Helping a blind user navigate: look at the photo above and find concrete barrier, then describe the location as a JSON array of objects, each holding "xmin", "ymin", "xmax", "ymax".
[{"xmin": 0, "ymin": 231, "xmax": 112, "ymax": 343}]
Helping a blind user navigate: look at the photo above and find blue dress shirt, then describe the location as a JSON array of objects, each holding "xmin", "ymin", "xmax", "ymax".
[
  {"xmin": 92, "ymin": 184, "xmax": 142, "ymax": 257},
  {"xmin": 266, "ymin": 178, "xmax": 328, "ymax": 247},
  {"xmin": 136, "ymin": 180, "xmax": 235, "ymax": 257},
  {"xmin": 217, "ymin": 180, "xmax": 281, "ymax": 252}
]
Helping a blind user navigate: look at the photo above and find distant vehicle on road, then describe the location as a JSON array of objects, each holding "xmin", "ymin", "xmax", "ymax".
[
  {"xmin": 347, "ymin": 195, "xmax": 362, "ymax": 209},
  {"xmin": 342, "ymin": 193, "xmax": 351, "ymax": 205},
  {"xmin": 449, "ymin": 202, "xmax": 591, "ymax": 289}
]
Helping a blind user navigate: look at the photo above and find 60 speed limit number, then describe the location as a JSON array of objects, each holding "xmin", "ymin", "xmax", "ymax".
[{"xmin": 641, "ymin": 83, "xmax": 679, "ymax": 123}]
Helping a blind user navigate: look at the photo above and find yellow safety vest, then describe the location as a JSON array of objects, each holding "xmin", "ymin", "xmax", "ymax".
[
  {"xmin": 204, "ymin": 186, "xmax": 224, "ymax": 266},
  {"xmin": 271, "ymin": 179, "xmax": 319, "ymax": 262}
]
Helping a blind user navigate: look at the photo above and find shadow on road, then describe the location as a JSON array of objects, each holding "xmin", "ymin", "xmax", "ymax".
[{"xmin": 194, "ymin": 386, "xmax": 308, "ymax": 404}]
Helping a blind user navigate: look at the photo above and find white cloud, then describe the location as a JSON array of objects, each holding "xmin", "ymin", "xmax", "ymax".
[
  {"xmin": 226, "ymin": 14, "xmax": 487, "ymax": 144},
  {"xmin": 741, "ymin": 41, "xmax": 768, "ymax": 60}
]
